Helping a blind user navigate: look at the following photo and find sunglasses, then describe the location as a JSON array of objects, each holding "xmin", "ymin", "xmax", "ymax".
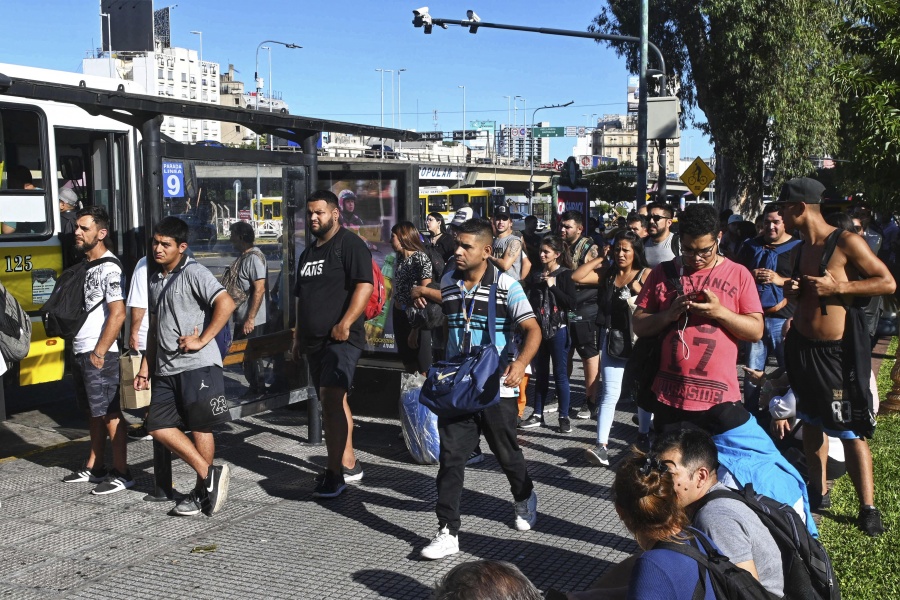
[
  {"xmin": 649, "ymin": 214, "xmax": 669, "ymax": 222},
  {"xmin": 494, "ymin": 215, "xmax": 511, "ymax": 221}
]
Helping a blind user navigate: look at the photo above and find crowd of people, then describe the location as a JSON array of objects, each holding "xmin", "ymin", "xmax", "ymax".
[{"xmin": 45, "ymin": 175, "xmax": 897, "ymax": 597}]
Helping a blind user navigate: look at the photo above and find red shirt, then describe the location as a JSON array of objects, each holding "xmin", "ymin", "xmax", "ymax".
[{"xmin": 635, "ymin": 257, "xmax": 762, "ymax": 411}]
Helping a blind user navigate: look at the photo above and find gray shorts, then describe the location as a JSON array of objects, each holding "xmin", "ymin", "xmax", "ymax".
[{"xmin": 73, "ymin": 351, "xmax": 121, "ymax": 418}]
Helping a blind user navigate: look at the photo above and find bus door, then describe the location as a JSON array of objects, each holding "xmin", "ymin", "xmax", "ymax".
[{"xmin": 469, "ymin": 193, "xmax": 487, "ymax": 219}]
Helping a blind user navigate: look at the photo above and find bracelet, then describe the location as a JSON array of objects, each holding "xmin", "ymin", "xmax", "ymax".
[
  {"xmin": 91, "ymin": 350, "xmax": 105, "ymax": 360},
  {"xmin": 135, "ymin": 375, "xmax": 148, "ymax": 380}
]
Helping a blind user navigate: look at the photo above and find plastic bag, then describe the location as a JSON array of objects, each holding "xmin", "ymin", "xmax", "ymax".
[{"xmin": 399, "ymin": 372, "xmax": 440, "ymax": 465}]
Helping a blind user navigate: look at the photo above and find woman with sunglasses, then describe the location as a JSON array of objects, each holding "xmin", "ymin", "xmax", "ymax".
[
  {"xmin": 520, "ymin": 234, "xmax": 577, "ymax": 433},
  {"xmin": 573, "ymin": 231, "xmax": 650, "ymax": 465},
  {"xmin": 390, "ymin": 221, "xmax": 434, "ymax": 374}
]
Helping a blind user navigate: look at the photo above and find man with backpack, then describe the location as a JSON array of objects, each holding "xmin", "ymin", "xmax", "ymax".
[
  {"xmin": 226, "ymin": 221, "xmax": 268, "ymax": 398},
  {"xmin": 292, "ymin": 189, "xmax": 374, "ymax": 499},
  {"xmin": 780, "ymin": 177, "xmax": 895, "ymax": 536},
  {"xmin": 655, "ymin": 427, "xmax": 785, "ymax": 597},
  {"xmin": 134, "ymin": 216, "xmax": 235, "ymax": 517},
  {"xmin": 60, "ymin": 206, "xmax": 132, "ymax": 495},
  {"xmin": 736, "ymin": 203, "xmax": 802, "ymax": 416}
]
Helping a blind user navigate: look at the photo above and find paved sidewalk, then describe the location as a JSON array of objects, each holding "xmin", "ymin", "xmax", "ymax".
[{"xmin": 0, "ymin": 375, "xmax": 641, "ymax": 599}]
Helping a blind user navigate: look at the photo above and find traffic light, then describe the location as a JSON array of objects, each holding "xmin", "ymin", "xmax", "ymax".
[{"xmin": 559, "ymin": 156, "xmax": 583, "ymax": 187}]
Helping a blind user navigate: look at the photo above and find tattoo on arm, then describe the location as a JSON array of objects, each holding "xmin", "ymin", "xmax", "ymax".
[
  {"xmin": 586, "ymin": 244, "xmax": 599, "ymax": 261},
  {"xmin": 506, "ymin": 239, "xmax": 522, "ymax": 261}
]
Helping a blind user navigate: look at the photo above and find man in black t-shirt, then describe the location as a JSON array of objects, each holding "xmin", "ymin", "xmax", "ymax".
[{"xmin": 293, "ymin": 190, "xmax": 374, "ymax": 499}]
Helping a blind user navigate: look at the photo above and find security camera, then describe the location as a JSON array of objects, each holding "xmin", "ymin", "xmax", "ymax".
[
  {"xmin": 466, "ymin": 10, "xmax": 480, "ymax": 22},
  {"xmin": 412, "ymin": 7, "xmax": 434, "ymax": 33}
]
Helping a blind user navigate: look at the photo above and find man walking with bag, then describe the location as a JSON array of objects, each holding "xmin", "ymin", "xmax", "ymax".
[
  {"xmin": 226, "ymin": 221, "xmax": 268, "ymax": 397},
  {"xmin": 135, "ymin": 216, "xmax": 235, "ymax": 517},
  {"xmin": 414, "ymin": 218, "xmax": 542, "ymax": 560}
]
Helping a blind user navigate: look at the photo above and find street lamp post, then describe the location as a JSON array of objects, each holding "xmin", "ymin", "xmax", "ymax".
[
  {"xmin": 502, "ymin": 95, "xmax": 511, "ymax": 160},
  {"xmin": 530, "ymin": 101, "xmax": 574, "ymax": 214},
  {"xmin": 375, "ymin": 68, "xmax": 386, "ymax": 127},
  {"xmin": 100, "ymin": 12, "xmax": 113, "ymax": 78},
  {"xmin": 375, "ymin": 68, "xmax": 392, "ymax": 157},
  {"xmin": 254, "ymin": 40, "xmax": 300, "ymax": 216},
  {"xmin": 459, "ymin": 85, "xmax": 466, "ymax": 163},
  {"xmin": 397, "ymin": 68, "xmax": 406, "ymax": 129},
  {"xmin": 411, "ymin": 9, "xmax": 668, "ymax": 207},
  {"xmin": 190, "ymin": 30, "xmax": 202, "ymax": 63}
]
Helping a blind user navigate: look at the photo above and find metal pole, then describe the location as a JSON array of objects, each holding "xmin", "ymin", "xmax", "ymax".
[
  {"xmin": 636, "ymin": 0, "xmax": 649, "ymax": 207},
  {"xmin": 397, "ymin": 69, "xmax": 406, "ymax": 129},
  {"xmin": 459, "ymin": 85, "xmax": 466, "ymax": 163},
  {"xmin": 101, "ymin": 13, "xmax": 113, "ymax": 78},
  {"xmin": 267, "ymin": 47, "xmax": 273, "ymax": 149},
  {"xmin": 301, "ymin": 131, "xmax": 323, "ymax": 446},
  {"xmin": 390, "ymin": 70, "xmax": 396, "ymax": 129}
]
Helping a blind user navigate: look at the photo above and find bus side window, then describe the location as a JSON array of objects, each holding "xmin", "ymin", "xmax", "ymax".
[{"xmin": 0, "ymin": 108, "xmax": 49, "ymax": 235}]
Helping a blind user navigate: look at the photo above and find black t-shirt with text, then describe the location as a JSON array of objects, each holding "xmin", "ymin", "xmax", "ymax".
[{"xmin": 294, "ymin": 227, "xmax": 373, "ymax": 350}]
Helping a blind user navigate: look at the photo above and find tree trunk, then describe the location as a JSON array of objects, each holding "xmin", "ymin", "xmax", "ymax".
[{"xmin": 713, "ymin": 154, "xmax": 748, "ymax": 212}]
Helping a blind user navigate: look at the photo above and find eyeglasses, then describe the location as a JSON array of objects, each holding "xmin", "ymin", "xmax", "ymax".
[
  {"xmin": 648, "ymin": 214, "xmax": 669, "ymax": 222},
  {"xmin": 681, "ymin": 240, "xmax": 718, "ymax": 259}
]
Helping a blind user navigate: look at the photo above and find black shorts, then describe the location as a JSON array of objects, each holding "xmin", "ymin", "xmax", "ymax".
[
  {"xmin": 784, "ymin": 328, "xmax": 866, "ymax": 438},
  {"xmin": 570, "ymin": 320, "xmax": 599, "ymax": 359},
  {"xmin": 147, "ymin": 365, "xmax": 231, "ymax": 432},
  {"xmin": 307, "ymin": 340, "xmax": 363, "ymax": 392},
  {"xmin": 73, "ymin": 351, "xmax": 121, "ymax": 417}
]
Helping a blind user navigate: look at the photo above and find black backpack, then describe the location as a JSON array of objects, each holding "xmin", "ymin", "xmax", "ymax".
[
  {"xmin": 695, "ymin": 484, "xmax": 841, "ymax": 600},
  {"xmin": 424, "ymin": 243, "xmax": 447, "ymax": 279},
  {"xmin": 656, "ymin": 527, "xmax": 780, "ymax": 600},
  {"xmin": 0, "ymin": 279, "xmax": 31, "ymax": 362},
  {"xmin": 41, "ymin": 256, "xmax": 122, "ymax": 339}
]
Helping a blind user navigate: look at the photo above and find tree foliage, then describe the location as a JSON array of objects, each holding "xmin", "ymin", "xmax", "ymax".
[
  {"xmin": 585, "ymin": 162, "xmax": 635, "ymax": 205},
  {"xmin": 830, "ymin": 0, "xmax": 900, "ymax": 208},
  {"xmin": 590, "ymin": 0, "xmax": 841, "ymax": 210}
]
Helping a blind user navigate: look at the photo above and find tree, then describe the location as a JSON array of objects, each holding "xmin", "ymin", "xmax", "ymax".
[
  {"xmin": 590, "ymin": 0, "xmax": 842, "ymax": 210},
  {"xmin": 830, "ymin": 0, "xmax": 900, "ymax": 208},
  {"xmin": 585, "ymin": 163, "xmax": 635, "ymax": 206}
]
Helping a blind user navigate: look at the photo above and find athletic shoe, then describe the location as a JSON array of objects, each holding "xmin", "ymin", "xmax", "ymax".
[
  {"xmin": 858, "ymin": 506, "xmax": 885, "ymax": 537},
  {"xmin": 544, "ymin": 402, "xmax": 558, "ymax": 413},
  {"xmin": 585, "ymin": 445, "xmax": 609, "ymax": 467},
  {"xmin": 420, "ymin": 526, "xmax": 459, "ymax": 560},
  {"xmin": 810, "ymin": 490, "xmax": 832, "ymax": 513},
  {"xmin": 558, "ymin": 417, "xmax": 572, "ymax": 434},
  {"xmin": 312, "ymin": 470, "xmax": 346, "ymax": 499},
  {"xmin": 315, "ymin": 460, "xmax": 365, "ymax": 484},
  {"xmin": 202, "ymin": 464, "xmax": 231, "ymax": 516},
  {"xmin": 466, "ymin": 447, "xmax": 485, "ymax": 466},
  {"xmin": 572, "ymin": 406, "xmax": 592, "ymax": 420},
  {"xmin": 126, "ymin": 425, "xmax": 152, "ymax": 441},
  {"xmin": 518, "ymin": 414, "xmax": 542, "ymax": 429},
  {"xmin": 635, "ymin": 433, "xmax": 651, "ymax": 453},
  {"xmin": 174, "ymin": 491, "xmax": 203, "ymax": 516},
  {"xmin": 590, "ymin": 405, "xmax": 599, "ymax": 420},
  {"xmin": 514, "ymin": 490, "xmax": 538, "ymax": 531},
  {"xmin": 63, "ymin": 466, "xmax": 108, "ymax": 484},
  {"xmin": 91, "ymin": 469, "xmax": 135, "ymax": 495}
]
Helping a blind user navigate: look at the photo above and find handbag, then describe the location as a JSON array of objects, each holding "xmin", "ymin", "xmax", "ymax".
[
  {"xmin": 606, "ymin": 328, "xmax": 630, "ymax": 359},
  {"xmin": 405, "ymin": 283, "xmax": 445, "ymax": 330},
  {"xmin": 419, "ymin": 281, "xmax": 501, "ymax": 418},
  {"xmin": 119, "ymin": 350, "xmax": 151, "ymax": 409}
]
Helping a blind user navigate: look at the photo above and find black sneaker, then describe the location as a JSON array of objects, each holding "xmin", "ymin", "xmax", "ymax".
[
  {"xmin": 571, "ymin": 406, "xmax": 592, "ymax": 420},
  {"xmin": 91, "ymin": 469, "xmax": 135, "ymax": 495},
  {"xmin": 518, "ymin": 414, "xmax": 542, "ymax": 429},
  {"xmin": 315, "ymin": 460, "xmax": 365, "ymax": 484},
  {"xmin": 635, "ymin": 433, "xmax": 652, "ymax": 453},
  {"xmin": 174, "ymin": 491, "xmax": 203, "ymax": 516},
  {"xmin": 312, "ymin": 470, "xmax": 346, "ymax": 499},
  {"xmin": 202, "ymin": 464, "xmax": 231, "ymax": 516},
  {"xmin": 858, "ymin": 506, "xmax": 885, "ymax": 537},
  {"xmin": 63, "ymin": 466, "xmax": 108, "ymax": 483},
  {"xmin": 127, "ymin": 424, "xmax": 152, "ymax": 441},
  {"xmin": 810, "ymin": 490, "xmax": 832, "ymax": 513},
  {"xmin": 466, "ymin": 447, "xmax": 485, "ymax": 465},
  {"xmin": 559, "ymin": 416, "xmax": 572, "ymax": 433},
  {"xmin": 585, "ymin": 445, "xmax": 609, "ymax": 466}
]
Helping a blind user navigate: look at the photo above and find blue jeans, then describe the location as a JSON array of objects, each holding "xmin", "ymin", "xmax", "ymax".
[
  {"xmin": 533, "ymin": 327, "xmax": 571, "ymax": 416},
  {"xmin": 596, "ymin": 330, "xmax": 629, "ymax": 445},
  {"xmin": 744, "ymin": 316, "xmax": 787, "ymax": 413}
]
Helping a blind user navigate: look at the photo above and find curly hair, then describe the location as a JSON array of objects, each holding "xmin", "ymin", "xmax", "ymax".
[{"xmin": 678, "ymin": 203, "xmax": 720, "ymax": 240}]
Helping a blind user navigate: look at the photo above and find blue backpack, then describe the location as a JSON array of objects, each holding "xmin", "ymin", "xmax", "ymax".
[
  {"xmin": 746, "ymin": 237, "xmax": 801, "ymax": 309},
  {"xmin": 419, "ymin": 282, "xmax": 501, "ymax": 418}
]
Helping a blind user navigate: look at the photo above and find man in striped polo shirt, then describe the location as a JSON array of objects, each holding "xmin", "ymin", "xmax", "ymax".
[{"xmin": 412, "ymin": 218, "xmax": 542, "ymax": 560}]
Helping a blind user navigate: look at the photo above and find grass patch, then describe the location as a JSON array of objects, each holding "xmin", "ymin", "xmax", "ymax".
[{"xmin": 818, "ymin": 336, "xmax": 900, "ymax": 599}]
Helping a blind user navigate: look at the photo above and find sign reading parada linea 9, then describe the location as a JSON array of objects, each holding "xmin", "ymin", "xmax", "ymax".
[{"xmin": 162, "ymin": 161, "xmax": 185, "ymax": 198}]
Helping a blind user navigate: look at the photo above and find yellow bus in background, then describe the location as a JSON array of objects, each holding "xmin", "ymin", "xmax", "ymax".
[{"xmin": 419, "ymin": 186, "xmax": 506, "ymax": 226}]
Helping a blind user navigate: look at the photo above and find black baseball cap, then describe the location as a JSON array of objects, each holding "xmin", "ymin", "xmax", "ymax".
[
  {"xmin": 493, "ymin": 206, "xmax": 511, "ymax": 219},
  {"xmin": 777, "ymin": 177, "xmax": 826, "ymax": 204}
]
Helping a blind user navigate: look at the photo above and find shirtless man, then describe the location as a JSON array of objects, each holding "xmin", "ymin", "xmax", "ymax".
[{"xmin": 779, "ymin": 177, "xmax": 895, "ymax": 536}]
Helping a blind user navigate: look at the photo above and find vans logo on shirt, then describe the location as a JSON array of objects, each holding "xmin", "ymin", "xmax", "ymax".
[{"xmin": 300, "ymin": 260, "xmax": 325, "ymax": 277}]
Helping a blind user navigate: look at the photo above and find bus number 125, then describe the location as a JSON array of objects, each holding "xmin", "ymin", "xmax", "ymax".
[{"xmin": 5, "ymin": 255, "xmax": 33, "ymax": 272}]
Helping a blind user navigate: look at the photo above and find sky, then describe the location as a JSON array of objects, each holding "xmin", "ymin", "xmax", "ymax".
[{"xmin": 0, "ymin": 0, "xmax": 713, "ymax": 163}]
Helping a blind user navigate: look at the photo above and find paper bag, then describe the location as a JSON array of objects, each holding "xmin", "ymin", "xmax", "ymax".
[{"xmin": 120, "ymin": 351, "xmax": 150, "ymax": 410}]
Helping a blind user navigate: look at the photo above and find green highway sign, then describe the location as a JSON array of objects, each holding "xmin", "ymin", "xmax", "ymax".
[
  {"xmin": 532, "ymin": 127, "xmax": 566, "ymax": 138},
  {"xmin": 618, "ymin": 166, "xmax": 638, "ymax": 179}
]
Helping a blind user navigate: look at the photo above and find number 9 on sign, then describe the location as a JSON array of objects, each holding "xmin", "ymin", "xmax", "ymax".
[{"xmin": 166, "ymin": 174, "xmax": 182, "ymax": 197}]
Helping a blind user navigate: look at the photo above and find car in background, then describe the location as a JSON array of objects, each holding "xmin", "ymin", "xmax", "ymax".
[
  {"xmin": 510, "ymin": 212, "xmax": 548, "ymax": 233},
  {"xmin": 172, "ymin": 213, "xmax": 217, "ymax": 244}
]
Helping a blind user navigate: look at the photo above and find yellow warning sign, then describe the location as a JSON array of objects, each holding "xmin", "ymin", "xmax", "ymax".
[{"xmin": 680, "ymin": 157, "xmax": 715, "ymax": 197}]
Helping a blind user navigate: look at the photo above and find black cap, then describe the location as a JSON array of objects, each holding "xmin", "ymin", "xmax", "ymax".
[
  {"xmin": 777, "ymin": 177, "xmax": 826, "ymax": 204},
  {"xmin": 493, "ymin": 206, "xmax": 511, "ymax": 217}
]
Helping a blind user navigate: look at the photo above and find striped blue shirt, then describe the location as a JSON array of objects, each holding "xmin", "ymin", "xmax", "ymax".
[{"xmin": 441, "ymin": 265, "xmax": 535, "ymax": 360}]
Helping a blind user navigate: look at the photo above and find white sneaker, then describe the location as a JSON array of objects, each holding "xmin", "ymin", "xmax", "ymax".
[
  {"xmin": 514, "ymin": 490, "xmax": 538, "ymax": 531},
  {"xmin": 420, "ymin": 526, "xmax": 459, "ymax": 560}
]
